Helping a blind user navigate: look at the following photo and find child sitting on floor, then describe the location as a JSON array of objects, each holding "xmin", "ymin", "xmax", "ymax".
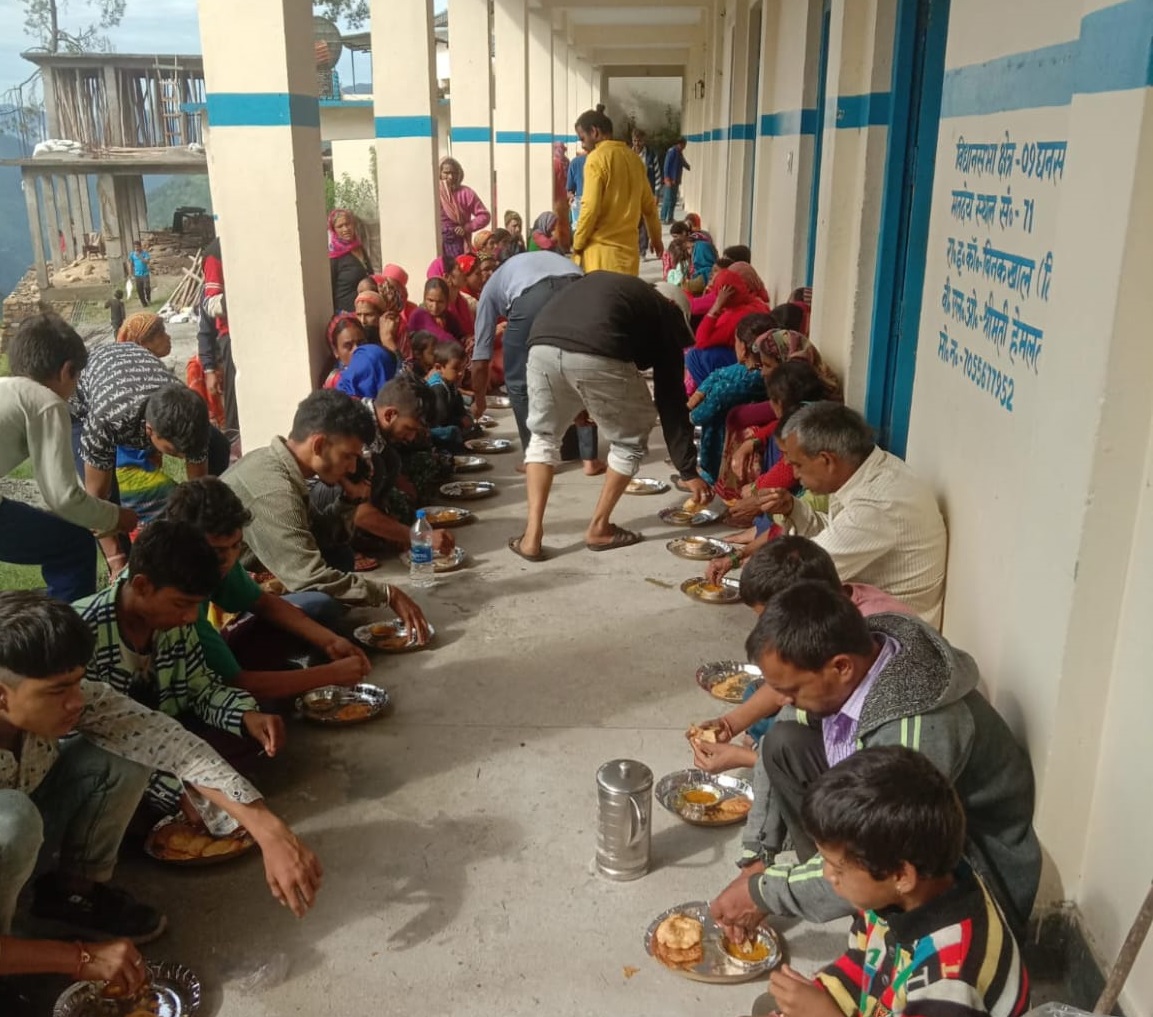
[
  {"xmin": 758, "ymin": 746, "xmax": 1029, "ymax": 1017},
  {"xmin": 424, "ymin": 341, "xmax": 476, "ymax": 451},
  {"xmin": 404, "ymin": 331, "xmax": 439, "ymax": 382}
]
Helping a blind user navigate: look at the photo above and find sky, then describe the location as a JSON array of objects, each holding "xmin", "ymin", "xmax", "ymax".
[{"xmin": 0, "ymin": 1, "xmax": 448, "ymax": 109}]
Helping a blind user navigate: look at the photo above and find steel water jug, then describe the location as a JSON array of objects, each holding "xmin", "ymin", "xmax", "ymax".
[{"xmin": 595, "ymin": 759, "xmax": 653, "ymax": 880}]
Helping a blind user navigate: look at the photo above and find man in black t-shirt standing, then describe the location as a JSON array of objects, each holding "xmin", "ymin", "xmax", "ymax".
[{"xmin": 508, "ymin": 273, "xmax": 711, "ymax": 561}]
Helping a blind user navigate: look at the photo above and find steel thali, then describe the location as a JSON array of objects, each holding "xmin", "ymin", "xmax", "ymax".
[
  {"xmin": 54, "ymin": 961, "xmax": 202, "ymax": 1017},
  {"xmin": 644, "ymin": 901, "xmax": 782, "ymax": 984},
  {"xmin": 655, "ymin": 770, "xmax": 754, "ymax": 827},
  {"xmin": 695, "ymin": 661, "xmax": 764, "ymax": 703}
]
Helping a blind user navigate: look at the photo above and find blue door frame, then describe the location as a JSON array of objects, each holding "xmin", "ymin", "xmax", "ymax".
[
  {"xmin": 804, "ymin": 0, "xmax": 832, "ymax": 286},
  {"xmin": 863, "ymin": 0, "xmax": 951, "ymax": 456}
]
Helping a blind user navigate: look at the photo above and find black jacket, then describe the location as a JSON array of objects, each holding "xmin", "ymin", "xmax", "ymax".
[
  {"xmin": 331, "ymin": 251, "xmax": 372, "ymax": 314},
  {"xmin": 527, "ymin": 272, "xmax": 699, "ymax": 479}
]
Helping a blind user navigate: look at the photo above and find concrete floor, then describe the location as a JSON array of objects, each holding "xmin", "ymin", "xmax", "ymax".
[{"xmin": 96, "ymin": 407, "xmax": 849, "ymax": 1017}]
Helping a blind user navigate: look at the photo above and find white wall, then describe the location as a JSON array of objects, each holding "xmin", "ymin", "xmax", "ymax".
[{"xmin": 904, "ymin": 3, "xmax": 1153, "ymax": 1014}]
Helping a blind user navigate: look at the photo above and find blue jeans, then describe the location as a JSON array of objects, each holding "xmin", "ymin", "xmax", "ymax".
[
  {"xmin": 0, "ymin": 498, "xmax": 98, "ymax": 601},
  {"xmin": 0, "ymin": 739, "xmax": 150, "ymax": 933},
  {"xmin": 282, "ymin": 591, "xmax": 345, "ymax": 628},
  {"xmin": 660, "ymin": 184, "xmax": 679, "ymax": 223}
]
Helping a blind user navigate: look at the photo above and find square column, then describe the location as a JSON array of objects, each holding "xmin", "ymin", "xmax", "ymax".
[
  {"xmin": 494, "ymin": 0, "xmax": 529, "ymax": 222},
  {"xmin": 566, "ymin": 52, "xmax": 583, "ymax": 137},
  {"xmin": 552, "ymin": 36, "xmax": 569, "ymax": 146},
  {"xmin": 96, "ymin": 175, "xmax": 126, "ymax": 288},
  {"xmin": 198, "ymin": 0, "xmax": 332, "ymax": 447},
  {"xmin": 371, "ymin": 0, "xmax": 441, "ymax": 271},
  {"xmin": 41, "ymin": 172, "xmax": 64, "ymax": 275},
  {"xmin": 526, "ymin": 11, "xmax": 553, "ymax": 220},
  {"xmin": 448, "ymin": 0, "xmax": 495, "ymax": 212}
]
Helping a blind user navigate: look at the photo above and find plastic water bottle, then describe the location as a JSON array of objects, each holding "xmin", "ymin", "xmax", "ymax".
[{"xmin": 410, "ymin": 510, "xmax": 436, "ymax": 587}]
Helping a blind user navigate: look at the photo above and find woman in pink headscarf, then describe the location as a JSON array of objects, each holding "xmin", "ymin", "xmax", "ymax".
[
  {"xmin": 328, "ymin": 209, "xmax": 373, "ymax": 313},
  {"xmin": 439, "ymin": 157, "xmax": 490, "ymax": 259}
]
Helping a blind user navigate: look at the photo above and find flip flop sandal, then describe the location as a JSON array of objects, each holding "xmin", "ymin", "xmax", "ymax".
[
  {"xmin": 353, "ymin": 553, "xmax": 379, "ymax": 572},
  {"xmin": 669, "ymin": 473, "xmax": 695, "ymax": 493},
  {"xmin": 508, "ymin": 536, "xmax": 548, "ymax": 562},
  {"xmin": 586, "ymin": 526, "xmax": 643, "ymax": 552}
]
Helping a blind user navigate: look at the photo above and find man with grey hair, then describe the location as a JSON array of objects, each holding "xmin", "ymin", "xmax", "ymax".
[
  {"xmin": 709, "ymin": 402, "xmax": 947, "ymax": 626},
  {"xmin": 510, "ymin": 272, "xmax": 708, "ymax": 561}
]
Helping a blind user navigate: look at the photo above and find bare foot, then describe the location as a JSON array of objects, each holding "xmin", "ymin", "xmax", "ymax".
[{"xmin": 583, "ymin": 459, "xmax": 608, "ymax": 477}]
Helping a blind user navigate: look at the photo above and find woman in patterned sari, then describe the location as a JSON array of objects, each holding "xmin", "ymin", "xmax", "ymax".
[{"xmin": 439, "ymin": 157, "xmax": 491, "ymax": 259}]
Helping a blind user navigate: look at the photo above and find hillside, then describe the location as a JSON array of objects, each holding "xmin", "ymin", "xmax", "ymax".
[
  {"xmin": 0, "ymin": 133, "xmax": 33, "ymax": 298},
  {"xmin": 146, "ymin": 174, "xmax": 212, "ymax": 229}
]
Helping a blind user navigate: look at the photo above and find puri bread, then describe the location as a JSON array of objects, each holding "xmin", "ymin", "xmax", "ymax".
[
  {"xmin": 154, "ymin": 825, "xmax": 212, "ymax": 856},
  {"xmin": 687, "ymin": 724, "xmax": 717, "ymax": 744},
  {"xmin": 683, "ymin": 497, "xmax": 706, "ymax": 513},
  {"xmin": 656, "ymin": 914, "xmax": 703, "ymax": 950},
  {"xmin": 715, "ymin": 797, "xmax": 753, "ymax": 818},
  {"xmin": 200, "ymin": 837, "xmax": 242, "ymax": 858}
]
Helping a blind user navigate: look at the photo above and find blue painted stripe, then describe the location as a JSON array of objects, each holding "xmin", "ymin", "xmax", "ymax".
[
  {"xmin": 451, "ymin": 126, "xmax": 491, "ymax": 143},
  {"xmin": 375, "ymin": 115, "xmax": 435, "ymax": 139},
  {"xmin": 759, "ymin": 108, "xmax": 819, "ymax": 137},
  {"xmin": 711, "ymin": 127, "xmax": 725, "ymax": 141},
  {"xmin": 834, "ymin": 91, "xmax": 891, "ymax": 129},
  {"xmin": 495, "ymin": 130, "xmax": 527, "ymax": 144},
  {"xmin": 941, "ymin": 0, "xmax": 1153, "ymax": 118},
  {"xmin": 729, "ymin": 122, "xmax": 756, "ymax": 141},
  {"xmin": 528, "ymin": 132, "xmax": 553, "ymax": 143},
  {"xmin": 205, "ymin": 92, "xmax": 319, "ymax": 129}
]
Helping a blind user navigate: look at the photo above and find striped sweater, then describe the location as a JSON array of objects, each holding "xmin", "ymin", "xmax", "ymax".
[{"xmin": 816, "ymin": 866, "xmax": 1029, "ymax": 1017}]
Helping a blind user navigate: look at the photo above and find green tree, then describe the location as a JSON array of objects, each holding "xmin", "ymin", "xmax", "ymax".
[
  {"xmin": 314, "ymin": 0, "xmax": 368, "ymax": 26},
  {"xmin": 22, "ymin": 0, "xmax": 127, "ymax": 53}
]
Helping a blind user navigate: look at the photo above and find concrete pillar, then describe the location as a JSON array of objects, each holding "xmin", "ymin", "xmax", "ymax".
[
  {"xmin": 96, "ymin": 175, "xmax": 126, "ymax": 287},
  {"xmin": 493, "ymin": 0, "xmax": 529, "ymax": 224},
  {"xmin": 448, "ymin": 0, "xmax": 495, "ymax": 213},
  {"xmin": 22, "ymin": 172, "xmax": 49, "ymax": 291},
  {"xmin": 566, "ymin": 52, "xmax": 582, "ymax": 134},
  {"xmin": 723, "ymin": 0, "xmax": 756, "ymax": 247},
  {"xmin": 552, "ymin": 37, "xmax": 568, "ymax": 144},
  {"xmin": 370, "ymin": 0, "xmax": 440, "ymax": 270},
  {"xmin": 526, "ymin": 11, "xmax": 553, "ymax": 221},
  {"xmin": 133, "ymin": 176, "xmax": 149, "ymax": 236},
  {"xmin": 198, "ymin": 0, "xmax": 332, "ymax": 447}
]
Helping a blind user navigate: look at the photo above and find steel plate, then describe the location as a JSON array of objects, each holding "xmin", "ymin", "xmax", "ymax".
[
  {"xmin": 353, "ymin": 619, "xmax": 437, "ymax": 653},
  {"xmin": 666, "ymin": 536, "xmax": 735, "ymax": 561},
  {"xmin": 464, "ymin": 438, "xmax": 513, "ymax": 453},
  {"xmin": 54, "ymin": 961, "xmax": 202, "ymax": 1017},
  {"xmin": 681, "ymin": 577, "xmax": 741, "ymax": 605},
  {"xmin": 421, "ymin": 506, "xmax": 475, "ymax": 528},
  {"xmin": 486, "ymin": 395, "xmax": 511, "ymax": 409},
  {"xmin": 400, "ymin": 546, "xmax": 467, "ymax": 572},
  {"xmin": 625, "ymin": 477, "xmax": 671, "ymax": 495},
  {"xmin": 655, "ymin": 769, "xmax": 754, "ymax": 827},
  {"xmin": 659, "ymin": 505, "xmax": 729, "ymax": 527},
  {"xmin": 453, "ymin": 454, "xmax": 490, "ymax": 473},
  {"xmin": 644, "ymin": 902, "xmax": 782, "ymax": 984},
  {"xmin": 296, "ymin": 682, "xmax": 391, "ymax": 724},
  {"xmin": 439, "ymin": 480, "xmax": 497, "ymax": 500},
  {"xmin": 143, "ymin": 816, "xmax": 255, "ymax": 867},
  {"xmin": 695, "ymin": 661, "xmax": 764, "ymax": 703},
  {"xmin": 477, "ymin": 414, "xmax": 498, "ymax": 429}
]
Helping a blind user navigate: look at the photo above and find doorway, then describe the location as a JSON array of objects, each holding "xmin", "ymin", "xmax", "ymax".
[{"xmin": 863, "ymin": 0, "xmax": 951, "ymax": 456}]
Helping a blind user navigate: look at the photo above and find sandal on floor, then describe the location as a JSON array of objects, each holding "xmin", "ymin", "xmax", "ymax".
[
  {"xmin": 586, "ymin": 525, "xmax": 643, "ymax": 552},
  {"xmin": 508, "ymin": 536, "xmax": 548, "ymax": 562},
  {"xmin": 669, "ymin": 473, "xmax": 696, "ymax": 493},
  {"xmin": 353, "ymin": 553, "xmax": 379, "ymax": 572}
]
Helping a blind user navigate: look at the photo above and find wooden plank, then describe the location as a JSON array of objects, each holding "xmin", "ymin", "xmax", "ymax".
[{"xmin": 23, "ymin": 171, "xmax": 49, "ymax": 291}]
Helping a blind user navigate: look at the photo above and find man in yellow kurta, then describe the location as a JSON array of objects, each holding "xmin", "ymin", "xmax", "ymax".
[{"xmin": 571, "ymin": 110, "xmax": 664, "ymax": 276}]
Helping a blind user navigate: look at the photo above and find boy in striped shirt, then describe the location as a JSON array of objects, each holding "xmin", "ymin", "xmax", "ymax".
[{"xmin": 763, "ymin": 746, "xmax": 1028, "ymax": 1017}]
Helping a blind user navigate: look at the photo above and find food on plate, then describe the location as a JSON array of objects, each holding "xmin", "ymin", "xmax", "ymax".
[
  {"xmin": 712, "ymin": 796, "xmax": 752, "ymax": 819},
  {"xmin": 697, "ymin": 582, "xmax": 723, "ymax": 595},
  {"xmin": 680, "ymin": 788, "xmax": 720, "ymax": 806},
  {"xmin": 151, "ymin": 820, "xmax": 251, "ymax": 862},
  {"xmin": 683, "ymin": 497, "xmax": 707, "ymax": 513},
  {"xmin": 711, "ymin": 674, "xmax": 749, "ymax": 702},
  {"xmin": 428, "ymin": 510, "xmax": 460, "ymax": 525},
  {"xmin": 724, "ymin": 936, "xmax": 771, "ymax": 963},
  {"xmin": 335, "ymin": 702, "xmax": 375, "ymax": 722},
  {"xmin": 653, "ymin": 913, "xmax": 705, "ymax": 969},
  {"xmin": 686, "ymin": 724, "xmax": 717, "ymax": 744}
]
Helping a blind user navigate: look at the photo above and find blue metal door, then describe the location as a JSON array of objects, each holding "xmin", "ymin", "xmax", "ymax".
[{"xmin": 863, "ymin": 0, "xmax": 951, "ymax": 455}]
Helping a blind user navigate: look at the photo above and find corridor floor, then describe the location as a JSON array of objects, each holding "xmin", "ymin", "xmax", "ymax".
[{"xmin": 97, "ymin": 402, "xmax": 848, "ymax": 1017}]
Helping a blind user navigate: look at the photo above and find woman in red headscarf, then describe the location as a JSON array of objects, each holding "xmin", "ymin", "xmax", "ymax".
[
  {"xmin": 322, "ymin": 312, "xmax": 367, "ymax": 389},
  {"xmin": 685, "ymin": 266, "xmax": 770, "ymax": 391},
  {"xmin": 328, "ymin": 209, "xmax": 373, "ymax": 313}
]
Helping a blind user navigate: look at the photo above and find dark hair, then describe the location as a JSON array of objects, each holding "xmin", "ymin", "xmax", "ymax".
[
  {"xmin": 375, "ymin": 376, "xmax": 427, "ymax": 420},
  {"xmin": 423, "ymin": 277, "xmax": 450, "ymax": 299},
  {"xmin": 127, "ymin": 519, "xmax": 220, "ymax": 597},
  {"xmin": 767, "ymin": 303, "xmax": 806, "ymax": 332},
  {"xmin": 9, "ymin": 313, "xmax": 89, "ymax": 382},
  {"xmin": 410, "ymin": 331, "xmax": 438, "ymax": 359},
  {"xmin": 164, "ymin": 477, "xmax": 252, "ymax": 537},
  {"xmin": 802, "ymin": 746, "xmax": 966, "ymax": 880},
  {"xmin": 677, "ymin": 136, "xmax": 687, "ymax": 146},
  {"xmin": 764, "ymin": 361, "xmax": 828, "ymax": 428},
  {"xmin": 487, "ymin": 228, "xmax": 512, "ymax": 247},
  {"xmin": 114, "ymin": 289, "xmax": 124, "ymax": 299},
  {"xmin": 144, "ymin": 384, "xmax": 210, "ymax": 458},
  {"xmin": 723, "ymin": 245, "xmax": 752, "ymax": 264},
  {"xmin": 714, "ymin": 256, "xmax": 734, "ymax": 271},
  {"xmin": 735, "ymin": 312, "xmax": 775, "ymax": 347},
  {"xmin": 434, "ymin": 340, "xmax": 465, "ymax": 366},
  {"xmin": 745, "ymin": 580, "xmax": 874, "ymax": 670},
  {"xmin": 670, "ymin": 220, "xmax": 689, "ymax": 237},
  {"xmin": 0, "ymin": 590, "xmax": 96, "ymax": 678},
  {"xmin": 442, "ymin": 254, "xmax": 459, "ymax": 276},
  {"xmin": 779, "ymin": 402, "xmax": 875, "ymax": 465},
  {"xmin": 575, "ymin": 109, "xmax": 613, "ymax": 136},
  {"xmin": 738, "ymin": 536, "xmax": 842, "ymax": 607},
  {"xmin": 289, "ymin": 389, "xmax": 376, "ymax": 444}
]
